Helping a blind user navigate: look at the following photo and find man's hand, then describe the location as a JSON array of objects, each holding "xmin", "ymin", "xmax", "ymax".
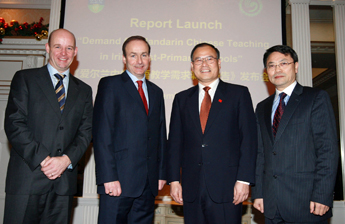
[
  {"xmin": 158, "ymin": 180, "xmax": 166, "ymax": 190},
  {"xmin": 253, "ymin": 198, "xmax": 264, "ymax": 213},
  {"xmin": 170, "ymin": 181, "xmax": 183, "ymax": 204},
  {"xmin": 40, "ymin": 156, "xmax": 51, "ymax": 167},
  {"xmin": 310, "ymin": 201, "xmax": 329, "ymax": 216},
  {"xmin": 41, "ymin": 155, "xmax": 71, "ymax": 180},
  {"xmin": 233, "ymin": 181, "xmax": 249, "ymax": 205},
  {"xmin": 104, "ymin": 181, "xmax": 122, "ymax": 196}
]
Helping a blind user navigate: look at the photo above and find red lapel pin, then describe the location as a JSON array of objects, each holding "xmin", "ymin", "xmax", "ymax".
[{"xmin": 218, "ymin": 99, "xmax": 222, "ymax": 103}]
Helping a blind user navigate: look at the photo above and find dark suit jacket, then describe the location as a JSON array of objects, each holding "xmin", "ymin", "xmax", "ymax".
[
  {"xmin": 252, "ymin": 83, "xmax": 339, "ymax": 222},
  {"xmin": 4, "ymin": 65, "xmax": 93, "ymax": 196},
  {"xmin": 167, "ymin": 79, "xmax": 257, "ymax": 203},
  {"xmin": 93, "ymin": 71, "xmax": 166, "ymax": 197}
]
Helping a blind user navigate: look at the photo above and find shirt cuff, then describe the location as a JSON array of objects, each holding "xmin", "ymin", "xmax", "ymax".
[
  {"xmin": 237, "ymin": 180, "xmax": 250, "ymax": 185},
  {"xmin": 63, "ymin": 154, "xmax": 73, "ymax": 169}
]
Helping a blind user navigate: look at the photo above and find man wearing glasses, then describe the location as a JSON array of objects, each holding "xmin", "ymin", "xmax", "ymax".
[
  {"xmin": 252, "ymin": 45, "xmax": 338, "ymax": 223},
  {"xmin": 167, "ymin": 43, "xmax": 257, "ymax": 223}
]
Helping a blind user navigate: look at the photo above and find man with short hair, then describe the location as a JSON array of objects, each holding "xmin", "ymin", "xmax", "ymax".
[
  {"xmin": 93, "ymin": 35, "xmax": 167, "ymax": 224},
  {"xmin": 3, "ymin": 28, "xmax": 93, "ymax": 224},
  {"xmin": 252, "ymin": 45, "xmax": 339, "ymax": 224},
  {"xmin": 167, "ymin": 43, "xmax": 257, "ymax": 224}
]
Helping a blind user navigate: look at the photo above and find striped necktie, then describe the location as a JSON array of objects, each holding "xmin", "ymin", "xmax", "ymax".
[
  {"xmin": 272, "ymin": 92, "xmax": 287, "ymax": 137},
  {"xmin": 54, "ymin": 73, "xmax": 66, "ymax": 113}
]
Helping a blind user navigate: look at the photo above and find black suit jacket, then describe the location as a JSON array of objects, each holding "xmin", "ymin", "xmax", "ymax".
[
  {"xmin": 252, "ymin": 83, "xmax": 339, "ymax": 222},
  {"xmin": 4, "ymin": 65, "xmax": 93, "ymax": 196},
  {"xmin": 167, "ymin": 80, "xmax": 257, "ymax": 203},
  {"xmin": 93, "ymin": 71, "xmax": 166, "ymax": 197}
]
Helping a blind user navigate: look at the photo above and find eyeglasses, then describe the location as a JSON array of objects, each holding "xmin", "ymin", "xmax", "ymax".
[
  {"xmin": 267, "ymin": 62, "xmax": 294, "ymax": 70},
  {"xmin": 193, "ymin": 56, "xmax": 218, "ymax": 65}
]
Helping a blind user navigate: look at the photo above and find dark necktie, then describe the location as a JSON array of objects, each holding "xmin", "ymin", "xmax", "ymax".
[
  {"xmin": 272, "ymin": 92, "xmax": 287, "ymax": 137},
  {"xmin": 54, "ymin": 73, "xmax": 66, "ymax": 113},
  {"xmin": 137, "ymin": 80, "xmax": 148, "ymax": 115},
  {"xmin": 200, "ymin": 86, "xmax": 211, "ymax": 134}
]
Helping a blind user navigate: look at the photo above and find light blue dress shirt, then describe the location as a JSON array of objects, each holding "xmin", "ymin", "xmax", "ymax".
[
  {"xmin": 271, "ymin": 81, "xmax": 297, "ymax": 124},
  {"xmin": 47, "ymin": 63, "xmax": 70, "ymax": 99},
  {"xmin": 126, "ymin": 70, "xmax": 149, "ymax": 108}
]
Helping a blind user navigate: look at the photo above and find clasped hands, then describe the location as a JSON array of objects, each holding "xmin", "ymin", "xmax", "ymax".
[{"xmin": 40, "ymin": 155, "xmax": 71, "ymax": 180}]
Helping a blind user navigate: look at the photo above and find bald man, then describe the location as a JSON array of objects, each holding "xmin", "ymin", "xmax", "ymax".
[{"xmin": 3, "ymin": 29, "xmax": 93, "ymax": 224}]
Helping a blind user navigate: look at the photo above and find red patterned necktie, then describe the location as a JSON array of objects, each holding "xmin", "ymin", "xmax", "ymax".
[
  {"xmin": 200, "ymin": 86, "xmax": 211, "ymax": 133},
  {"xmin": 272, "ymin": 92, "xmax": 287, "ymax": 137},
  {"xmin": 137, "ymin": 80, "xmax": 148, "ymax": 115}
]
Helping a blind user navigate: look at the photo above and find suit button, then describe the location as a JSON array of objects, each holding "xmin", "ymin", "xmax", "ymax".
[
  {"xmin": 148, "ymin": 137, "xmax": 151, "ymax": 140},
  {"xmin": 58, "ymin": 149, "xmax": 61, "ymax": 152},
  {"xmin": 202, "ymin": 144, "xmax": 207, "ymax": 147},
  {"xmin": 147, "ymin": 156, "xmax": 150, "ymax": 160},
  {"xmin": 59, "ymin": 126, "xmax": 64, "ymax": 130},
  {"xmin": 198, "ymin": 163, "xmax": 203, "ymax": 166},
  {"xmin": 273, "ymin": 151, "xmax": 276, "ymax": 155},
  {"xmin": 273, "ymin": 175, "xmax": 277, "ymax": 179}
]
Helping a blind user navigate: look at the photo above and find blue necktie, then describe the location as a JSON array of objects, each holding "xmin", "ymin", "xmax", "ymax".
[
  {"xmin": 54, "ymin": 73, "xmax": 66, "ymax": 113},
  {"xmin": 272, "ymin": 92, "xmax": 287, "ymax": 138}
]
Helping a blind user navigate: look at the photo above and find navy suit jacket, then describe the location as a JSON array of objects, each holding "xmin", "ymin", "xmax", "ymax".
[
  {"xmin": 167, "ymin": 80, "xmax": 257, "ymax": 203},
  {"xmin": 93, "ymin": 71, "xmax": 167, "ymax": 197},
  {"xmin": 252, "ymin": 83, "xmax": 339, "ymax": 222},
  {"xmin": 4, "ymin": 65, "xmax": 93, "ymax": 196}
]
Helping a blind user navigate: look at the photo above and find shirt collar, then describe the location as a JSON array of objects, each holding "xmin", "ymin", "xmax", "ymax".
[
  {"xmin": 47, "ymin": 63, "xmax": 70, "ymax": 77},
  {"xmin": 126, "ymin": 70, "xmax": 146, "ymax": 84},
  {"xmin": 198, "ymin": 78, "xmax": 219, "ymax": 93},
  {"xmin": 274, "ymin": 81, "xmax": 297, "ymax": 100}
]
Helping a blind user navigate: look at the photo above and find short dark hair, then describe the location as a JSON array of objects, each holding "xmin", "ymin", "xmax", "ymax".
[
  {"xmin": 190, "ymin": 43, "xmax": 220, "ymax": 61},
  {"xmin": 48, "ymin": 29, "xmax": 76, "ymax": 47},
  {"xmin": 122, "ymin": 35, "xmax": 151, "ymax": 56},
  {"xmin": 263, "ymin": 45, "xmax": 298, "ymax": 67}
]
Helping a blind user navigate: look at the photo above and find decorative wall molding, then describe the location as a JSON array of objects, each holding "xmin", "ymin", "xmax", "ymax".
[
  {"xmin": 0, "ymin": 0, "xmax": 51, "ymax": 9},
  {"xmin": 311, "ymin": 0, "xmax": 345, "ymax": 6},
  {"xmin": 0, "ymin": 49, "xmax": 46, "ymax": 55},
  {"xmin": 311, "ymin": 41, "xmax": 335, "ymax": 53},
  {"xmin": 0, "ymin": 38, "xmax": 47, "ymax": 48}
]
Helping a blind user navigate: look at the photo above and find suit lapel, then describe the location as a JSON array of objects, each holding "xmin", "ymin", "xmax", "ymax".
[
  {"xmin": 122, "ymin": 71, "xmax": 148, "ymax": 115},
  {"xmin": 203, "ymin": 80, "xmax": 225, "ymax": 134},
  {"xmin": 264, "ymin": 94, "xmax": 275, "ymax": 144},
  {"xmin": 274, "ymin": 83, "xmax": 303, "ymax": 142},
  {"xmin": 62, "ymin": 75, "xmax": 80, "ymax": 119},
  {"xmin": 147, "ymin": 80, "xmax": 156, "ymax": 117},
  {"xmin": 35, "ymin": 66, "xmax": 61, "ymax": 117},
  {"xmin": 187, "ymin": 85, "xmax": 203, "ymax": 136}
]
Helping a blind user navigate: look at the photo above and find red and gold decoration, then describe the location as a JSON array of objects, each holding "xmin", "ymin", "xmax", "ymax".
[{"xmin": 0, "ymin": 17, "xmax": 49, "ymax": 44}]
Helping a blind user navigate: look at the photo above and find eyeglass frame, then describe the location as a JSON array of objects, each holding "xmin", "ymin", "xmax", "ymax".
[
  {"xmin": 192, "ymin": 56, "xmax": 218, "ymax": 65},
  {"xmin": 266, "ymin": 61, "xmax": 294, "ymax": 70}
]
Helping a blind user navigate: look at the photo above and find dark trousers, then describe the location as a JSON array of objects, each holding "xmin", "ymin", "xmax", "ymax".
[
  {"xmin": 3, "ymin": 191, "xmax": 73, "ymax": 224},
  {"xmin": 98, "ymin": 178, "xmax": 155, "ymax": 224},
  {"xmin": 183, "ymin": 169, "xmax": 242, "ymax": 224},
  {"xmin": 265, "ymin": 209, "xmax": 329, "ymax": 224}
]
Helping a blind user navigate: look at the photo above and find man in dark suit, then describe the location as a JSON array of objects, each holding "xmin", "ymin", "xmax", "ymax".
[
  {"xmin": 93, "ymin": 35, "xmax": 167, "ymax": 224},
  {"xmin": 3, "ymin": 29, "xmax": 93, "ymax": 224},
  {"xmin": 167, "ymin": 43, "xmax": 257, "ymax": 224},
  {"xmin": 252, "ymin": 45, "xmax": 339, "ymax": 223}
]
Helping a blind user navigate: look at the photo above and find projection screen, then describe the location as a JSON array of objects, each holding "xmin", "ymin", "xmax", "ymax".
[{"xmin": 64, "ymin": 0, "xmax": 282, "ymax": 127}]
